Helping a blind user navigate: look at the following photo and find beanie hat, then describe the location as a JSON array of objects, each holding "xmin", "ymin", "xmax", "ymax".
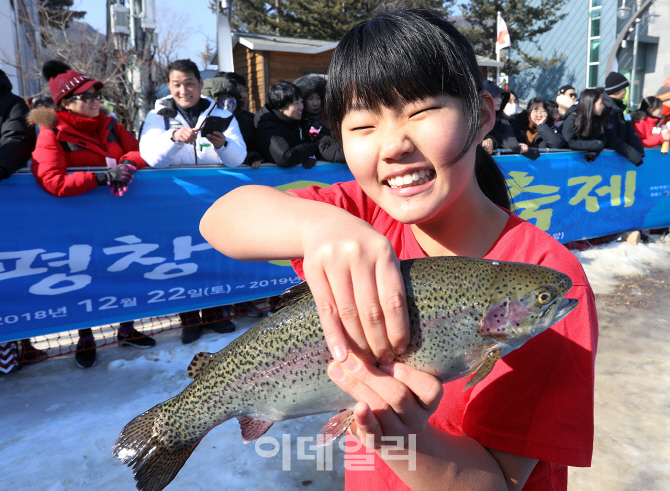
[
  {"xmin": 558, "ymin": 84, "xmax": 574, "ymax": 94},
  {"xmin": 42, "ymin": 60, "xmax": 103, "ymax": 106},
  {"xmin": 657, "ymin": 85, "xmax": 670, "ymax": 103},
  {"xmin": 604, "ymin": 72, "xmax": 629, "ymax": 95}
]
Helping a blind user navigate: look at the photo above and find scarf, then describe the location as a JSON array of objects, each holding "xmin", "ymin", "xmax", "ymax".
[{"xmin": 57, "ymin": 110, "xmax": 106, "ymax": 135}]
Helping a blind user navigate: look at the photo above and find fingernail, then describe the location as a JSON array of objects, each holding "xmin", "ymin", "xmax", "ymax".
[
  {"xmin": 342, "ymin": 356, "xmax": 359, "ymax": 371},
  {"xmin": 380, "ymin": 354, "xmax": 394, "ymax": 365},
  {"xmin": 332, "ymin": 345, "xmax": 346, "ymax": 362},
  {"xmin": 329, "ymin": 363, "xmax": 346, "ymax": 381}
]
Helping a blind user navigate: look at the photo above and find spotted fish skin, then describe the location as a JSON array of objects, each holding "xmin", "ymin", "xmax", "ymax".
[{"xmin": 114, "ymin": 256, "xmax": 577, "ymax": 491}]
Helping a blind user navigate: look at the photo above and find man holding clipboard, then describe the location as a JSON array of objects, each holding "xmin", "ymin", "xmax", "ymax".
[{"xmin": 139, "ymin": 59, "xmax": 246, "ymax": 168}]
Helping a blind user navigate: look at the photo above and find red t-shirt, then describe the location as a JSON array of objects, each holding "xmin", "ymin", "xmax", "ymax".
[{"xmin": 289, "ymin": 181, "xmax": 598, "ymax": 491}]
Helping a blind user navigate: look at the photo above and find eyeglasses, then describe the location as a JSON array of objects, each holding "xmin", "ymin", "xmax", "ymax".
[
  {"xmin": 531, "ymin": 109, "xmax": 548, "ymax": 116},
  {"xmin": 68, "ymin": 91, "xmax": 102, "ymax": 103},
  {"xmin": 566, "ymin": 92, "xmax": 577, "ymax": 99}
]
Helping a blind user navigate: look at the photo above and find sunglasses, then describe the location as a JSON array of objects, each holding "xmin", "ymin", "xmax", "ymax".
[{"xmin": 69, "ymin": 91, "xmax": 102, "ymax": 103}]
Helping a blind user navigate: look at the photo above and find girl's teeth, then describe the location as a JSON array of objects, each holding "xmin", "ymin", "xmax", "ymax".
[{"xmin": 388, "ymin": 170, "xmax": 434, "ymax": 188}]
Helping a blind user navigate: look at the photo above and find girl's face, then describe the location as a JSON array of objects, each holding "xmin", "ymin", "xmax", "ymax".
[
  {"xmin": 650, "ymin": 106, "xmax": 663, "ymax": 119},
  {"xmin": 593, "ymin": 96, "xmax": 605, "ymax": 116},
  {"xmin": 529, "ymin": 104, "xmax": 548, "ymax": 126},
  {"xmin": 305, "ymin": 92, "xmax": 322, "ymax": 112},
  {"xmin": 341, "ymin": 94, "xmax": 495, "ymax": 225}
]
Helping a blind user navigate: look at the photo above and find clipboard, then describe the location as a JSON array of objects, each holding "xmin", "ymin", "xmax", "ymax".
[{"xmin": 201, "ymin": 115, "xmax": 233, "ymax": 138}]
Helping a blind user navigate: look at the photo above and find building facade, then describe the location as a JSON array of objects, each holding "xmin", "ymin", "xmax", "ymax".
[{"xmin": 510, "ymin": 0, "xmax": 668, "ymax": 105}]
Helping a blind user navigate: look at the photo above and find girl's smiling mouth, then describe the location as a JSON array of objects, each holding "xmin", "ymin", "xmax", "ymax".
[{"xmin": 385, "ymin": 169, "xmax": 436, "ymax": 189}]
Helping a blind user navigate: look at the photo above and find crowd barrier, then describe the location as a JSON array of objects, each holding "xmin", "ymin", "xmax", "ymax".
[{"xmin": 1, "ymin": 148, "xmax": 669, "ymax": 343}]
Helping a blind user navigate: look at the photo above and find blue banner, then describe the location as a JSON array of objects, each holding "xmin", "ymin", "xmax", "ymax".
[{"xmin": 1, "ymin": 149, "xmax": 669, "ymax": 342}]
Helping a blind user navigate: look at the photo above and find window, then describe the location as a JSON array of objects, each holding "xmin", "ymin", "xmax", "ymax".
[{"xmin": 587, "ymin": 2, "xmax": 602, "ymax": 87}]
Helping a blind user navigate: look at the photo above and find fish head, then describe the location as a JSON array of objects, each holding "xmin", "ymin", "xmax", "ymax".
[{"xmin": 478, "ymin": 261, "xmax": 578, "ymax": 349}]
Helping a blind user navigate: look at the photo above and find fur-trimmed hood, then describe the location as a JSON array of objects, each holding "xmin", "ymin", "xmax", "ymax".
[
  {"xmin": 27, "ymin": 107, "xmax": 59, "ymax": 127},
  {"xmin": 27, "ymin": 105, "xmax": 111, "ymax": 127},
  {"xmin": 294, "ymin": 74, "xmax": 327, "ymax": 99}
]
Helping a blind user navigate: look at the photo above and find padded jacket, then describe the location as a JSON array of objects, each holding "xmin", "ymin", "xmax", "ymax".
[{"xmin": 29, "ymin": 108, "xmax": 146, "ymax": 197}]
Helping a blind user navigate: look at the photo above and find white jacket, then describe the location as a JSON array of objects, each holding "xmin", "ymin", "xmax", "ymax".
[{"xmin": 139, "ymin": 96, "xmax": 246, "ymax": 168}]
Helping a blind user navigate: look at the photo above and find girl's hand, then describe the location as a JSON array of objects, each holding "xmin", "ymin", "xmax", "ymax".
[
  {"xmin": 302, "ymin": 219, "xmax": 409, "ymax": 365},
  {"xmin": 519, "ymin": 143, "xmax": 529, "ymax": 154},
  {"xmin": 328, "ymin": 354, "xmax": 444, "ymax": 448}
]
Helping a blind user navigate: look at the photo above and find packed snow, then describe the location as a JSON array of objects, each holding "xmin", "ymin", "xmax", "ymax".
[{"xmin": 1, "ymin": 236, "xmax": 670, "ymax": 491}]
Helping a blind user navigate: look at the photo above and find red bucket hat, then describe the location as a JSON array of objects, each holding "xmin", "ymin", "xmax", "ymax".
[{"xmin": 49, "ymin": 69, "xmax": 104, "ymax": 106}]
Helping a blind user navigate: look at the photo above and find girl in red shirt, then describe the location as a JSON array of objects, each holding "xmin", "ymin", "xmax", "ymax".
[{"xmin": 201, "ymin": 9, "xmax": 597, "ymax": 491}]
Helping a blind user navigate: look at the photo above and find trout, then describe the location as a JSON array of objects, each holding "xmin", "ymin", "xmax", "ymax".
[{"xmin": 113, "ymin": 256, "xmax": 578, "ymax": 491}]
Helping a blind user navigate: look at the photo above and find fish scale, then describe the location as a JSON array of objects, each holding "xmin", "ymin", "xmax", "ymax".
[{"xmin": 114, "ymin": 256, "xmax": 578, "ymax": 491}]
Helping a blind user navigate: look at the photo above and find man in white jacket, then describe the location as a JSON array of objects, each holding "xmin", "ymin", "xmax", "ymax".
[{"xmin": 140, "ymin": 59, "xmax": 246, "ymax": 167}]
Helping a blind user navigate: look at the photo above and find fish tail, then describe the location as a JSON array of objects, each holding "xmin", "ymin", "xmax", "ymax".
[{"xmin": 113, "ymin": 405, "xmax": 202, "ymax": 491}]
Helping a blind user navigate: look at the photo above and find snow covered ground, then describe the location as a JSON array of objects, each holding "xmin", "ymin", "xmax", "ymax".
[{"xmin": 1, "ymin": 236, "xmax": 670, "ymax": 491}]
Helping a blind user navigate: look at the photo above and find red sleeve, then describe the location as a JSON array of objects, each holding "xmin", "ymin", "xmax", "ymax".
[
  {"xmin": 31, "ymin": 129, "xmax": 99, "ymax": 197},
  {"xmin": 288, "ymin": 182, "xmax": 370, "ymax": 279},
  {"xmin": 633, "ymin": 119, "xmax": 664, "ymax": 148},
  {"xmin": 115, "ymin": 123, "xmax": 147, "ymax": 170}
]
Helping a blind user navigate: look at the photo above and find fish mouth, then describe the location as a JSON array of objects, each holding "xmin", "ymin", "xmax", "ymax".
[{"xmin": 542, "ymin": 297, "xmax": 578, "ymax": 326}]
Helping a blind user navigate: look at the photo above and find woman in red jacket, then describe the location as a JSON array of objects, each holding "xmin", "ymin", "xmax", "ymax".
[
  {"xmin": 632, "ymin": 96, "xmax": 670, "ymax": 148},
  {"xmin": 29, "ymin": 61, "xmax": 155, "ymax": 368}
]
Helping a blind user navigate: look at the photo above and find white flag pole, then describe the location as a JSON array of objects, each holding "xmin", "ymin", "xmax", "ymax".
[{"xmin": 496, "ymin": 11, "xmax": 501, "ymax": 86}]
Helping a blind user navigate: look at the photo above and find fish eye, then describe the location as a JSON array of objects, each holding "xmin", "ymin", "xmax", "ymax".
[{"xmin": 537, "ymin": 288, "xmax": 552, "ymax": 304}]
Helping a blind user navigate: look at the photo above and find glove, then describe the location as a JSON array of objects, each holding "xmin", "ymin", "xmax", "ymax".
[
  {"xmin": 302, "ymin": 156, "xmax": 317, "ymax": 169},
  {"xmin": 97, "ymin": 161, "xmax": 136, "ymax": 196}
]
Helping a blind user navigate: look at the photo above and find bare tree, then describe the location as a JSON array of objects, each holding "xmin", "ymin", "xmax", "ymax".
[
  {"xmin": 1, "ymin": 2, "xmax": 154, "ymax": 132},
  {"xmin": 153, "ymin": 8, "xmax": 190, "ymax": 85}
]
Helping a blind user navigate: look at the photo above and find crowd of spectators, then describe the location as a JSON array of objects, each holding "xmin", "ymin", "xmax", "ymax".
[{"xmin": 483, "ymin": 71, "xmax": 669, "ymax": 165}]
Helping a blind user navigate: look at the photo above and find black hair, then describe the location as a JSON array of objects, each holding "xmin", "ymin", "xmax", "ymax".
[
  {"xmin": 223, "ymin": 72, "xmax": 247, "ymax": 88},
  {"xmin": 573, "ymin": 88, "xmax": 607, "ymax": 138},
  {"xmin": 167, "ymin": 59, "xmax": 201, "ymax": 82},
  {"xmin": 324, "ymin": 9, "xmax": 510, "ymax": 209},
  {"xmin": 631, "ymin": 96, "xmax": 663, "ymax": 123},
  {"xmin": 267, "ymin": 80, "xmax": 302, "ymax": 111}
]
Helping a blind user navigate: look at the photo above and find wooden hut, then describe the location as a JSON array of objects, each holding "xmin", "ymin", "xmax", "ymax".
[{"xmin": 231, "ymin": 33, "xmax": 338, "ymax": 113}]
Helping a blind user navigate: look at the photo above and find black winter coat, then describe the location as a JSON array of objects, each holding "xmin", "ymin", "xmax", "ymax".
[
  {"xmin": 254, "ymin": 106, "xmax": 344, "ymax": 167},
  {"xmin": 561, "ymin": 111, "xmax": 606, "ymax": 161},
  {"xmin": 234, "ymin": 108, "xmax": 264, "ymax": 166},
  {"xmin": 601, "ymin": 93, "xmax": 644, "ymax": 165},
  {"xmin": 0, "ymin": 72, "xmax": 35, "ymax": 181},
  {"xmin": 510, "ymin": 112, "xmax": 566, "ymax": 149}
]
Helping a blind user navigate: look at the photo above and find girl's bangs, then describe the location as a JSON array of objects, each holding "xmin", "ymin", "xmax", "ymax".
[{"xmin": 325, "ymin": 9, "xmax": 482, "ymax": 142}]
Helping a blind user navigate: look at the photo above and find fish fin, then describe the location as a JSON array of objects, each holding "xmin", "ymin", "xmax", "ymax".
[
  {"xmin": 464, "ymin": 348, "xmax": 503, "ymax": 390},
  {"xmin": 273, "ymin": 281, "xmax": 313, "ymax": 311},
  {"xmin": 114, "ymin": 405, "xmax": 202, "ymax": 491},
  {"xmin": 237, "ymin": 417, "xmax": 275, "ymax": 444},
  {"xmin": 317, "ymin": 409, "xmax": 355, "ymax": 447},
  {"xmin": 187, "ymin": 352, "xmax": 213, "ymax": 379}
]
